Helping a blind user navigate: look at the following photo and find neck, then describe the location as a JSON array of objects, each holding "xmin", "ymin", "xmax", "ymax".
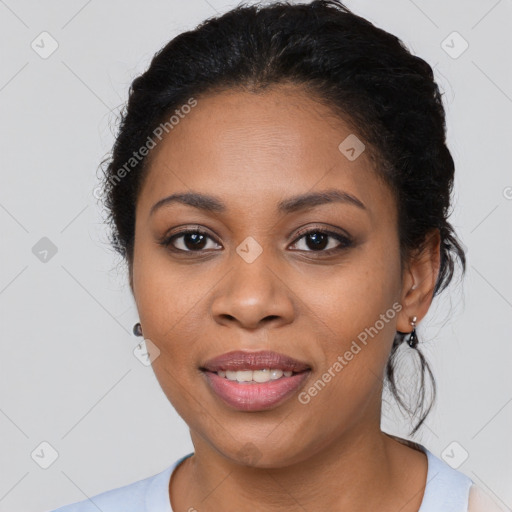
[{"xmin": 171, "ymin": 426, "xmax": 426, "ymax": 511}]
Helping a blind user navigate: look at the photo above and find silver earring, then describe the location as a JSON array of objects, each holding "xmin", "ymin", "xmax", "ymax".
[{"xmin": 133, "ymin": 322, "xmax": 143, "ymax": 337}]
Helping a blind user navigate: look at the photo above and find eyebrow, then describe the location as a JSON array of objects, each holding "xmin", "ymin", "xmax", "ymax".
[{"xmin": 149, "ymin": 189, "xmax": 366, "ymax": 217}]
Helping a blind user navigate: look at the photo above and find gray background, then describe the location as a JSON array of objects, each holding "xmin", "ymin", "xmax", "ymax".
[{"xmin": 0, "ymin": 0, "xmax": 511, "ymax": 511}]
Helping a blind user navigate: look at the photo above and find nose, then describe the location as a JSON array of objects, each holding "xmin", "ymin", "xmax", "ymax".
[{"xmin": 210, "ymin": 252, "xmax": 295, "ymax": 331}]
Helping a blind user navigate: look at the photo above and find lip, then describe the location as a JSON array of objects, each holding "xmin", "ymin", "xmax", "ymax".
[
  {"xmin": 202, "ymin": 370, "xmax": 311, "ymax": 411},
  {"xmin": 200, "ymin": 350, "xmax": 311, "ymax": 411},
  {"xmin": 201, "ymin": 350, "xmax": 311, "ymax": 372}
]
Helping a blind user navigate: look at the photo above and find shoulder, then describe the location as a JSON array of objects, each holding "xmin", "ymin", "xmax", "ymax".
[
  {"xmin": 467, "ymin": 484, "xmax": 506, "ymax": 512},
  {"xmin": 418, "ymin": 447, "xmax": 473, "ymax": 512},
  {"xmin": 419, "ymin": 448, "xmax": 505, "ymax": 512},
  {"xmin": 424, "ymin": 448, "xmax": 473, "ymax": 490},
  {"xmin": 45, "ymin": 463, "xmax": 176, "ymax": 512}
]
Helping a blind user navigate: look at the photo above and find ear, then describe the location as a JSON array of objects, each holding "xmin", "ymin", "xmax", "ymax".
[
  {"xmin": 128, "ymin": 260, "xmax": 135, "ymax": 296},
  {"xmin": 396, "ymin": 228, "xmax": 441, "ymax": 333}
]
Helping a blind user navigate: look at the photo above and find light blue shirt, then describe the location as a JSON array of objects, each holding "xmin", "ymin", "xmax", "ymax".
[{"xmin": 47, "ymin": 445, "xmax": 473, "ymax": 511}]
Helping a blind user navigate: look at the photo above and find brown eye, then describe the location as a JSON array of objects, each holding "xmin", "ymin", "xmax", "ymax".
[
  {"xmin": 290, "ymin": 228, "xmax": 353, "ymax": 254},
  {"xmin": 162, "ymin": 229, "xmax": 222, "ymax": 252},
  {"xmin": 159, "ymin": 226, "xmax": 352, "ymax": 256}
]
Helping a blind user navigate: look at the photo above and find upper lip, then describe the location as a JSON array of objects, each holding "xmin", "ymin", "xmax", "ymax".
[{"xmin": 201, "ymin": 350, "xmax": 311, "ymax": 373}]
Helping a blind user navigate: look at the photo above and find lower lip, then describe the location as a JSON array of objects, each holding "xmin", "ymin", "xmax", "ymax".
[{"xmin": 202, "ymin": 370, "xmax": 311, "ymax": 411}]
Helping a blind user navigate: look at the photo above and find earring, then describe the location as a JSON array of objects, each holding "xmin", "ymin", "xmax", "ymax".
[
  {"xmin": 407, "ymin": 316, "xmax": 418, "ymax": 349},
  {"xmin": 133, "ymin": 322, "xmax": 143, "ymax": 337}
]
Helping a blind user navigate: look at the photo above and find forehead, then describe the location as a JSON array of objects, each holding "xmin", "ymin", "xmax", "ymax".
[{"xmin": 137, "ymin": 86, "xmax": 393, "ymax": 220}]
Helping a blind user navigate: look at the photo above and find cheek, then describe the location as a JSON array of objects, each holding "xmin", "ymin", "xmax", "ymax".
[
  {"xmin": 300, "ymin": 243, "xmax": 402, "ymax": 343},
  {"xmin": 132, "ymin": 244, "xmax": 210, "ymax": 362},
  {"xmin": 295, "ymin": 240, "xmax": 402, "ymax": 399}
]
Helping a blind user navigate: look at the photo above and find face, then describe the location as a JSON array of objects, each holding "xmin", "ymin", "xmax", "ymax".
[{"xmin": 131, "ymin": 85, "xmax": 409, "ymax": 467}]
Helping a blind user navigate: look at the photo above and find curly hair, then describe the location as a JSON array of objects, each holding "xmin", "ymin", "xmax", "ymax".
[{"xmin": 99, "ymin": 0, "xmax": 466, "ymax": 435}]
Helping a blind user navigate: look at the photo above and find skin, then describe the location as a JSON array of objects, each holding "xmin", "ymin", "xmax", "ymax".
[{"xmin": 129, "ymin": 84, "xmax": 441, "ymax": 512}]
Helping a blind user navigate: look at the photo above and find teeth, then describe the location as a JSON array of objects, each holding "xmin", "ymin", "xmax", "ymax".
[
  {"xmin": 217, "ymin": 369, "xmax": 294, "ymax": 382},
  {"xmin": 269, "ymin": 369, "xmax": 283, "ymax": 380},
  {"xmin": 254, "ymin": 369, "xmax": 271, "ymax": 383}
]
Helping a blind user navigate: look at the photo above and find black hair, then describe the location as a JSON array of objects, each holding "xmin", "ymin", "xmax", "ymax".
[{"xmin": 99, "ymin": 0, "xmax": 466, "ymax": 436}]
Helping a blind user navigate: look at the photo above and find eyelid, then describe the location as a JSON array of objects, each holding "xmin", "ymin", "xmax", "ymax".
[
  {"xmin": 289, "ymin": 225, "xmax": 353, "ymax": 253},
  {"xmin": 160, "ymin": 225, "xmax": 221, "ymax": 251},
  {"xmin": 292, "ymin": 224, "xmax": 352, "ymax": 242}
]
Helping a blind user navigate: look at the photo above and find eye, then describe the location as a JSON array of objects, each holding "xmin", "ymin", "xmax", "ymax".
[
  {"xmin": 160, "ymin": 227, "xmax": 222, "ymax": 253},
  {"xmin": 159, "ymin": 226, "xmax": 353, "ymax": 255},
  {"xmin": 289, "ymin": 227, "xmax": 353, "ymax": 254}
]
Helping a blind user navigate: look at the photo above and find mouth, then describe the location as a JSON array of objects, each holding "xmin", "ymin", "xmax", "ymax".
[
  {"xmin": 213, "ymin": 368, "xmax": 298, "ymax": 382},
  {"xmin": 200, "ymin": 350, "xmax": 311, "ymax": 411}
]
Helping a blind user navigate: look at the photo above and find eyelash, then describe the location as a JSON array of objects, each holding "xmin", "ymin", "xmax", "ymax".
[{"xmin": 159, "ymin": 226, "xmax": 353, "ymax": 256}]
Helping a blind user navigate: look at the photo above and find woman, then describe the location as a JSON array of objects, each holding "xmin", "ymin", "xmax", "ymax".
[{"xmin": 48, "ymin": 1, "xmax": 503, "ymax": 510}]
